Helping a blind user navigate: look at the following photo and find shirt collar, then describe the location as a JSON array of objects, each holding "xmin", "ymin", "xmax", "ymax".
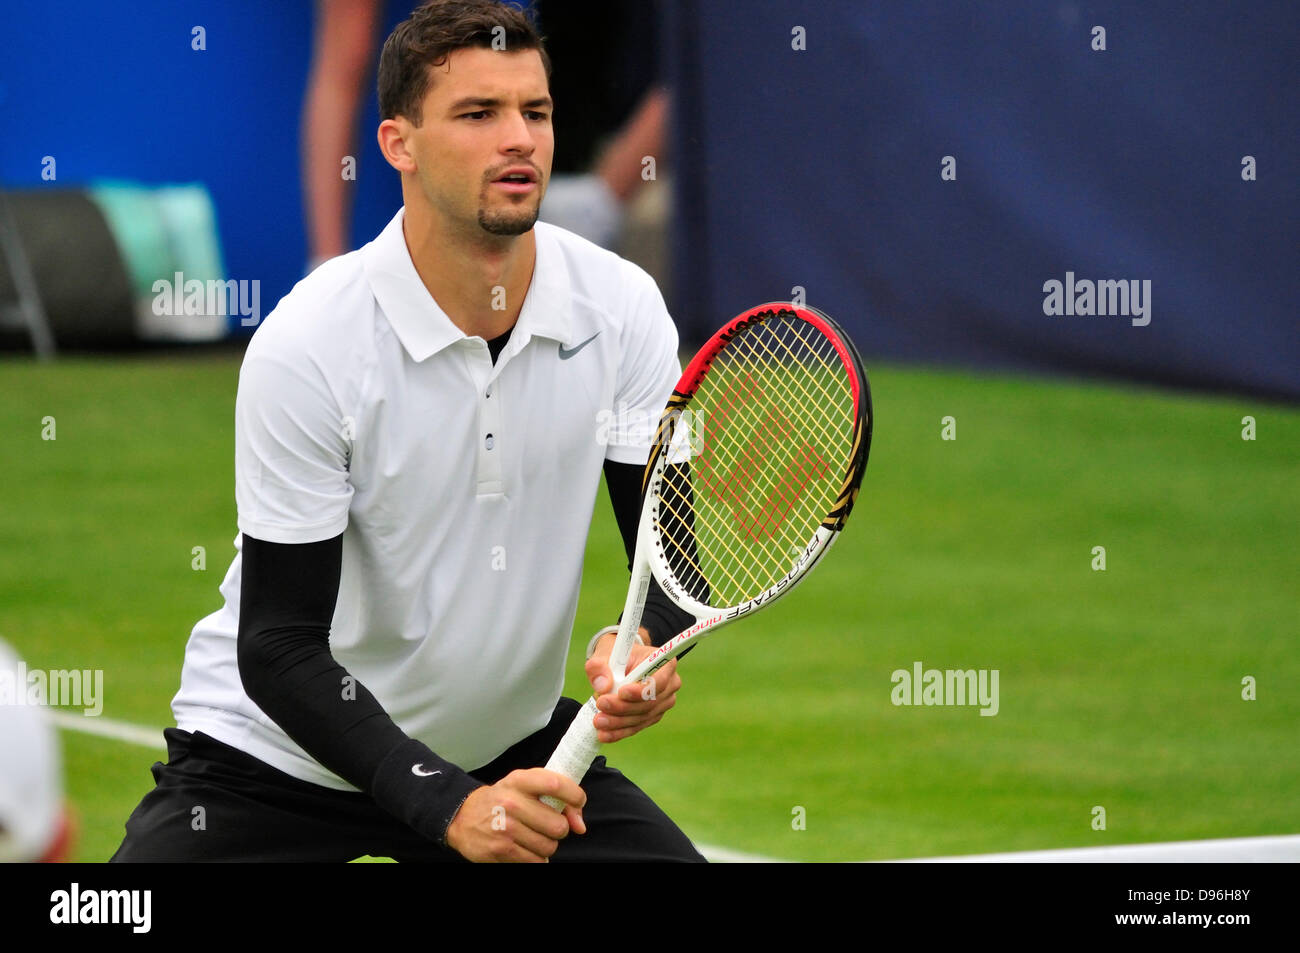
[{"xmin": 363, "ymin": 208, "xmax": 573, "ymax": 363}]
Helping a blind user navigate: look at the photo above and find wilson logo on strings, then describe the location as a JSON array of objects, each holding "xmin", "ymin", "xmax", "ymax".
[{"xmin": 693, "ymin": 374, "xmax": 828, "ymax": 539}]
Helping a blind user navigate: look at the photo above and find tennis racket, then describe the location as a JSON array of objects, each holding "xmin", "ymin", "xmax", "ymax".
[{"xmin": 541, "ymin": 302, "xmax": 871, "ymax": 807}]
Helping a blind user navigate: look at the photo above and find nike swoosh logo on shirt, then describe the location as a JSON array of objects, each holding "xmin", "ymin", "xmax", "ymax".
[
  {"xmin": 411, "ymin": 764, "xmax": 442, "ymax": 777},
  {"xmin": 558, "ymin": 332, "xmax": 601, "ymax": 360}
]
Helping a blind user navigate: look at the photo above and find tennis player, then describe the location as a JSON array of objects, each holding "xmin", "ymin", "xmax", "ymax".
[{"xmin": 111, "ymin": 0, "xmax": 704, "ymax": 863}]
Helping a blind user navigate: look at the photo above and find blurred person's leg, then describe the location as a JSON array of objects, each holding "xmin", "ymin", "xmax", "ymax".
[
  {"xmin": 595, "ymin": 87, "xmax": 668, "ymax": 205},
  {"xmin": 534, "ymin": 0, "xmax": 665, "ymax": 251},
  {"xmin": 301, "ymin": 0, "xmax": 386, "ymax": 271},
  {"xmin": 540, "ymin": 88, "xmax": 667, "ymax": 250}
]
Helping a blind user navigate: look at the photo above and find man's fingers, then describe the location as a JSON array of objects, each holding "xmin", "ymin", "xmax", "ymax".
[
  {"xmin": 450, "ymin": 772, "xmax": 591, "ymax": 862},
  {"xmin": 502, "ymin": 811, "xmax": 566, "ymax": 859},
  {"xmin": 585, "ymin": 657, "xmax": 613, "ymax": 695},
  {"xmin": 514, "ymin": 797, "xmax": 575, "ymax": 842},
  {"xmin": 488, "ymin": 772, "xmax": 585, "ymax": 856},
  {"xmin": 635, "ymin": 660, "xmax": 680, "ymax": 701},
  {"xmin": 586, "ymin": 645, "xmax": 681, "ymax": 743},
  {"xmin": 485, "ymin": 818, "xmax": 558, "ymax": 862},
  {"xmin": 596, "ymin": 712, "xmax": 667, "ymax": 743},
  {"xmin": 510, "ymin": 768, "xmax": 586, "ymax": 809},
  {"xmin": 593, "ymin": 694, "xmax": 676, "ymax": 742},
  {"xmin": 563, "ymin": 803, "xmax": 587, "ymax": 836},
  {"xmin": 596, "ymin": 690, "xmax": 676, "ymax": 722},
  {"xmin": 601, "ymin": 662, "xmax": 679, "ymax": 711},
  {"xmin": 505, "ymin": 768, "xmax": 586, "ymax": 835},
  {"xmin": 584, "ymin": 629, "xmax": 630, "ymax": 694},
  {"xmin": 587, "ymin": 631, "xmax": 659, "ymax": 695}
]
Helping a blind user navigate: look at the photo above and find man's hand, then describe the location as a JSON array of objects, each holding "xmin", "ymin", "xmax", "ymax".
[
  {"xmin": 445, "ymin": 768, "xmax": 586, "ymax": 863},
  {"xmin": 585, "ymin": 628, "xmax": 681, "ymax": 743}
]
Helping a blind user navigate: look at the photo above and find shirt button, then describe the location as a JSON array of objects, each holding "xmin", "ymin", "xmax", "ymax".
[{"xmin": 484, "ymin": 433, "xmax": 495, "ymax": 450}]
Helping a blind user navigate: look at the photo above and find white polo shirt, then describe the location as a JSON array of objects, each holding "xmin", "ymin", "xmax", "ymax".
[{"xmin": 172, "ymin": 208, "xmax": 680, "ymax": 789}]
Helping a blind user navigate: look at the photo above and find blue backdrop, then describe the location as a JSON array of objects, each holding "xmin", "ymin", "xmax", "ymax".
[
  {"xmin": 0, "ymin": 0, "xmax": 409, "ymax": 333},
  {"xmin": 2, "ymin": 1, "xmax": 1295, "ymax": 399},
  {"xmin": 665, "ymin": 1, "xmax": 1298, "ymax": 400}
]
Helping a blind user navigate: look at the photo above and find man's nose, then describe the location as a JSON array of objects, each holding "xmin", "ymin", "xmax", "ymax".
[{"xmin": 499, "ymin": 110, "xmax": 537, "ymax": 154}]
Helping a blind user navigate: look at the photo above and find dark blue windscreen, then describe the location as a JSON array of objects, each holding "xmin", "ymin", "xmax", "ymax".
[{"xmin": 666, "ymin": 1, "xmax": 1298, "ymax": 400}]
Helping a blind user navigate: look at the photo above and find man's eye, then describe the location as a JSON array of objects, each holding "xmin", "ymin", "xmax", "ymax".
[
  {"xmin": 462, "ymin": 111, "xmax": 489, "ymax": 120},
  {"xmin": 527, "ymin": 112, "xmax": 550, "ymax": 122}
]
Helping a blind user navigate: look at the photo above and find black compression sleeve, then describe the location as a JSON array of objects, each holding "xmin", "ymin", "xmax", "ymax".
[
  {"xmin": 236, "ymin": 533, "xmax": 481, "ymax": 844},
  {"xmin": 603, "ymin": 459, "xmax": 695, "ymax": 647}
]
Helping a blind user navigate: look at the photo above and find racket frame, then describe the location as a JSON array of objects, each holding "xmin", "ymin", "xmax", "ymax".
[{"xmin": 541, "ymin": 302, "xmax": 870, "ymax": 803}]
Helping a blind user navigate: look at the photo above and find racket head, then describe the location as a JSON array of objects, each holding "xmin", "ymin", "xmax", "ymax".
[{"xmin": 643, "ymin": 302, "xmax": 871, "ymax": 616}]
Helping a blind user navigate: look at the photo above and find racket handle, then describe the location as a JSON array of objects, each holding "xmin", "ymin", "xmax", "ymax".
[{"xmin": 540, "ymin": 696, "xmax": 601, "ymax": 810}]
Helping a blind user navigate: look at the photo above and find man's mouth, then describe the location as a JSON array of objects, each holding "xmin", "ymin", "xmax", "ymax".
[{"xmin": 491, "ymin": 168, "xmax": 540, "ymax": 193}]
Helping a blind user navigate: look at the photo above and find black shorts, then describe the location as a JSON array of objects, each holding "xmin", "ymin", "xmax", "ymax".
[{"xmin": 110, "ymin": 697, "xmax": 706, "ymax": 863}]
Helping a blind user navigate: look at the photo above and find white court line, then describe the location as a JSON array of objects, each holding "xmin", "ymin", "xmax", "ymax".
[
  {"xmin": 891, "ymin": 835, "xmax": 1300, "ymax": 863},
  {"xmin": 696, "ymin": 844, "xmax": 785, "ymax": 863},
  {"xmin": 48, "ymin": 710, "xmax": 168, "ymax": 749},
  {"xmin": 50, "ymin": 714, "xmax": 1298, "ymax": 863}
]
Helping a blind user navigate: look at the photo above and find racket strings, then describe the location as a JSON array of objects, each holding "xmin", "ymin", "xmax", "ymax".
[
  {"xmin": 654, "ymin": 311, "xmax": 857, "ymax": 607},
  {"xmin": 693, "ymin": 342, "xmax": 836, "ymax": 584},
  {"xmin": 659, "ymin": 464, "xmax": 771, "ymax": 601},
  {"xmin": 652, "ymin": 466, "xmax": 714, "ymax": 602},
  {"xmin": 704, "ymin": 323, "xmax": 847, "ymax": 506},
  {"xmin": 746, "ymin": 319, "xmax": 853, "ymax": 453}
]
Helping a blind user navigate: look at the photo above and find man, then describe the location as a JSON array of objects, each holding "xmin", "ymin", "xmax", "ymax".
[{"xmin": 112, "ymin": 0, "xmax": 704, "ymax": 863}]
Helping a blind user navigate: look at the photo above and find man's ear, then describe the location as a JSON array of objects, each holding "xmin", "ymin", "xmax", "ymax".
[{"xmin": 377, "ymin": 118, "xmax": 417, "ymax": 173}]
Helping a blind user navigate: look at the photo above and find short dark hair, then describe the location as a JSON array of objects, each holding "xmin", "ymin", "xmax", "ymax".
[{"xmin": 378, "ymin": 0, "xmax": 551, "ymax": 125}]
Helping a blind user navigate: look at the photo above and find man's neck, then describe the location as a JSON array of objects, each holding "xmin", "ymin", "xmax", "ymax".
[{"xmin": 401, "ymin": 204, "xmax": 536, "ymax": 340}]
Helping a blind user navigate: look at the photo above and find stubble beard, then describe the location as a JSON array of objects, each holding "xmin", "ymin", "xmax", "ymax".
[{"xmin": 476, "ymin": 192, "xmax": 541, "ymax": 236}]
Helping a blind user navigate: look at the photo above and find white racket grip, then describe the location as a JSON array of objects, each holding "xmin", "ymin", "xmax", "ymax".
[{"xmin": 540, "ymin": 696, "xmax": 601, "ymax": 810}]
